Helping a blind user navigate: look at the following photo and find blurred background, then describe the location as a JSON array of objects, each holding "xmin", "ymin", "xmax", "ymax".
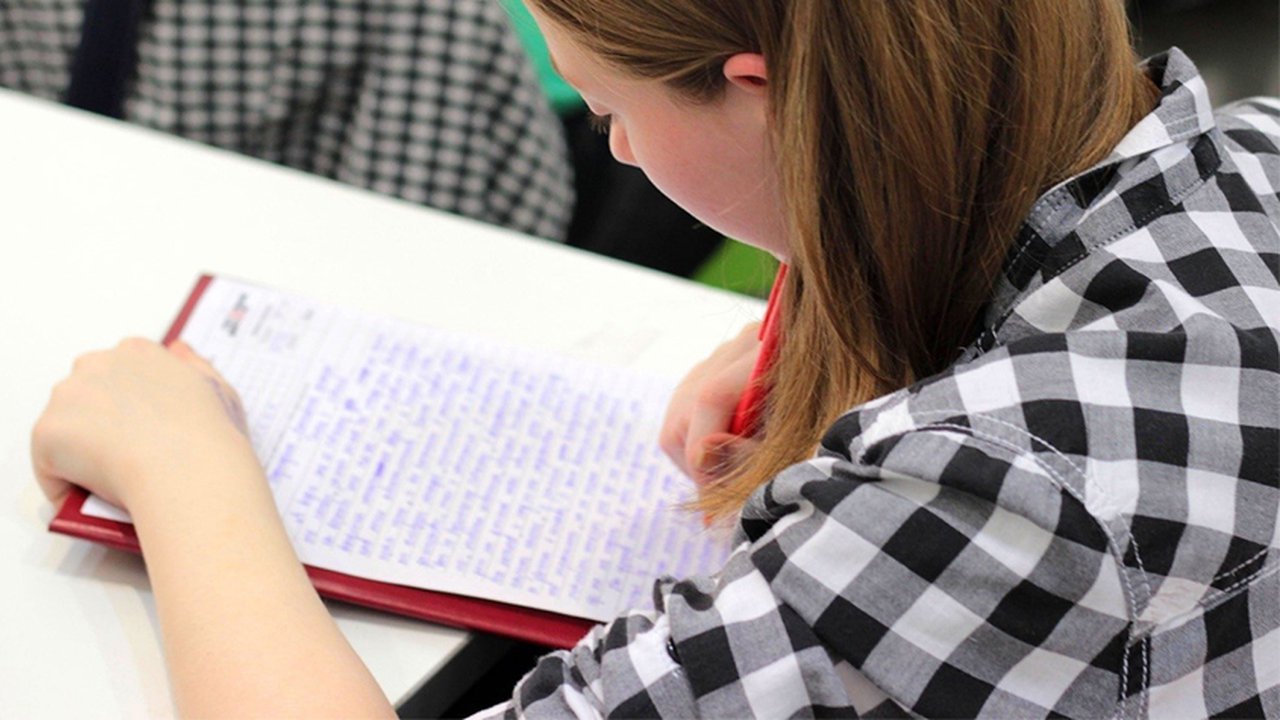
[{"xmin": 1131, "ymin": 0, "xmax": 1279, "ymax": 101}]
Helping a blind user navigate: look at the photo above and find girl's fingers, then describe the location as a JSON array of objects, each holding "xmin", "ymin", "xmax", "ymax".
[
  {"xmin": 660, "ymin": 322, "xmax": 763, "ymax": 480},
  {"xmin": 31, "ymin": 338, "xmax": 261, "ymax": 515},
  {"xmin": 684, "ymin": 347, "xmax": 758, "ymax": 477},
  {"xmin": 660, "ymin": 362, "xmax": 713, "ymax": 473},
  {"xmin": 660, "ymin": 415, "xmax": 692, "ymax": 477},
  {"xmin": 30, "ymin": 441, "xmax": 70, "ymax": 505}
]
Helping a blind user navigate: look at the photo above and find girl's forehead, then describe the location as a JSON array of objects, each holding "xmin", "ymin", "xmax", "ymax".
[
  {"xmin": 535, "ymin": 18, "xmax": 596, "ymax": 83},
  {"xmin": 538, "ymin": 23, "xmax": 648, "ymax": 105}
]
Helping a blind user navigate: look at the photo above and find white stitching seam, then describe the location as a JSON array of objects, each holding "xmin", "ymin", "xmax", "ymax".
[
  {"xmin": 917, "ymin": 422, "xmax": 1147, "ymax": 720},
  {"xmin": 857, "ymin": 408, "xmax": 1149, "ymax": 717},
  {"xmin": 885, "ymin": 408, "xmax": 1273, "ymax": 607},
  {"xmin": 920, "ymin": 422, "xmax": 1147, "ymax": 613},
  {"xmin": 856, "ymin": 395, "xmax": 1271, "ymax": 715},
  {"xmin": 1212, "ymin": 547, "xmax": 1271, "ymax": 582}
]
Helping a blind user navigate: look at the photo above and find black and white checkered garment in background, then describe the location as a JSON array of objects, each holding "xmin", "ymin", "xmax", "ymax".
[
  {"xmin": 0, "ymin": 1, "xmax": 573, "ymax": 241},
  {"xmin": 475, "ymin": 49, "xmax": 1279, "ymax": 718}
]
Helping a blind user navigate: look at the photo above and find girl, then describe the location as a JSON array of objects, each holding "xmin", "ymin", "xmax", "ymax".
[{"xmin": 32, "ymin": 0, "xmax": 1278, "ymax": 717}]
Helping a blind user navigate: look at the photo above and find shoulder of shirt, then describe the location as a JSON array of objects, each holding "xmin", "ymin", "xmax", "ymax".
[
  {"xmin": 805, "ymin": 86, "xmax": 1280, "ymax": 520},
  {"xmin": 744, "ymin": 74, "xmax": 1279, "ymax": 631},
  {"xmin": 1215, "ymin": 96, "xmax": 1280, "ymax": 141}
]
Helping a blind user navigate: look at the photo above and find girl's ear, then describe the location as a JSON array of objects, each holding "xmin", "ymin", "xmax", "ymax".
[{"xmin": 723, "ymin": 53, "xmax": 768, "ymax": 95}]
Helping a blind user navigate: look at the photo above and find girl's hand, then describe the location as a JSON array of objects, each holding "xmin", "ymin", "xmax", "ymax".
[
  {"xmin": 33, "ymin": 340, "xmax": 394, "ymax": 719},
  {"xmin": 31, "ymin": 338, "xmax": 255, "ymax": 512},
  {"xmin": 660, "ymin": 322, "xmax": 762, "ymax": 484}
]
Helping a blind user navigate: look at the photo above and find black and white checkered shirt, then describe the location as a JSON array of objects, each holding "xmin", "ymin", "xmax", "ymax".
[
  {"xmin": 0, "ymin": 0, "xmax": 574, "ymax": 240},
  {"xmin": 480, "ymin": 49, "xmax": 1280, "ymax": 718}
]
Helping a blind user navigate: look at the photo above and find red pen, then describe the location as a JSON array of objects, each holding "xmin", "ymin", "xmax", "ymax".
[
  {"xmin": 701, "ymin": 264, "xmax": 786, "ymax": 527},
  {"xmin": 729, "ymin": 263, "xmax": 788, "ymax": 437}
]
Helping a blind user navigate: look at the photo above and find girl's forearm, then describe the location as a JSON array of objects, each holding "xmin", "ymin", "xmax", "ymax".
[{"xmin": 127, "ymin": 447, "xmax": 395, "ymax": 719}]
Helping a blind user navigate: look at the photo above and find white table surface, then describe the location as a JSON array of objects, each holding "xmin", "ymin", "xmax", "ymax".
[{"xmin": 0, "ymin": 88, "xmax": 764, "ymax": 718}]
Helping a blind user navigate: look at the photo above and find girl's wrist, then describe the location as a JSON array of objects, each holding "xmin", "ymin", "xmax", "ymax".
[{"xmin": 121, "ymin": 433, "xmax": 268, "ymax": 533}]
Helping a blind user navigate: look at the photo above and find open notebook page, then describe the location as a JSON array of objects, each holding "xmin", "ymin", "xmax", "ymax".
[{"xmin": 83, "ymin": 276, "xmax": 732, "ymax": 622}]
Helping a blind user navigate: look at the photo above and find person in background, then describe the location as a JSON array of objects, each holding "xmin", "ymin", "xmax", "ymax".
[
  {"xmin": 29, "ymin": 0, "xmax": 1279, "ymax": 717},
  {"xmin": 0, "ymin": 0, "xmax": 573, "ymax": 240}
]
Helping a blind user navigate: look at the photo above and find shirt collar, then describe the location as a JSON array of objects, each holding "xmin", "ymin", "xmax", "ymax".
[
  {"xmin": 966, "ymin": 48, "xmax": 1219, "ymax": 358},
  {"xmin": 1105, "ymin": 47, "xmax": 1218, "ymax": 163},
  {"xmin": 1028, "ymin": 47, "xmax": 1217, "ymax": 240}
]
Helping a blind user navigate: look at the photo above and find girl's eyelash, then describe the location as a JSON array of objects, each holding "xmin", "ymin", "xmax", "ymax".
[{"xmin": 587, "ymin": 112, "xmax": 612, "ymax": 134}]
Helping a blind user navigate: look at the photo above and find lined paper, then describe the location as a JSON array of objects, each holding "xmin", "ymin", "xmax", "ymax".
[{"xmin": 84, "ymin": 277, "xmax": 729, "ymax": 621}]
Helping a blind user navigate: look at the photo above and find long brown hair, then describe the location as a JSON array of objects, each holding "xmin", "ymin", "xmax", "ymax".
[{"xmin": 528, "ymin": 0, "xmax": 1157, "ymax": 521}]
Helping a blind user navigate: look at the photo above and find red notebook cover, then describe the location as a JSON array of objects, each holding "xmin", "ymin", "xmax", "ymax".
[{"xmin": 49, "ymin": 274, "xmax": 596, "ymax": 650}]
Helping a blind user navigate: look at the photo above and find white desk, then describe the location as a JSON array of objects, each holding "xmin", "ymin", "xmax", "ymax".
[{"xmin": 0, "ymin": 88, "xmax": 763, "ymax": 718}]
